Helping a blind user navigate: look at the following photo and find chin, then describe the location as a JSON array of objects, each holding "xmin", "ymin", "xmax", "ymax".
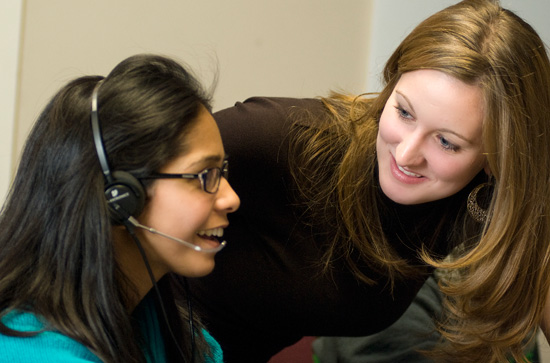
[
  {"xmin": 179, "ymin": 261, "xmax": 216, "ymax": 278},
  {"xmin": 380, "ymin": 183, "xmax": 425, "ymax": 205},
  {"xmin": 379, "ymin": 181, "xmax": 403, "ymax": 203}
]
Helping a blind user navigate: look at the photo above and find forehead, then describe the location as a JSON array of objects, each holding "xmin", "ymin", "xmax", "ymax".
[
  {"xmin": 182, "ymin": 108, "xmax": 224, "ymax": 158},
  {"xmin": 394, "ymin": 70, "xmax": 484, "ymax": 142}
]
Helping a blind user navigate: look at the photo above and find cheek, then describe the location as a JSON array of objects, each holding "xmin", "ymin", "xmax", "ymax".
[
  {"xmin": 378, "ymin": 110, "xmax": 402, "ymax": 147},
  {"xmin": 141, "ymin": 185, "xmax": 208, "ymax": 236},
  {"xmin": 159, "ymin": 198, "xmax": 211, "ymax": 236},
  {"xmin": 430, "ymin": 155, "xmax": 483, "ymax": 184}
]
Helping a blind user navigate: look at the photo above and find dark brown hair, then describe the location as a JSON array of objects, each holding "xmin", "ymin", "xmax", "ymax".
[{"xmin": 0, "ymin": 54, "xmax": 215, "ymax": 362}]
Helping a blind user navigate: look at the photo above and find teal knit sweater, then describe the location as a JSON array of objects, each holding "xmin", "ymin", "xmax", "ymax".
[
  {"xmin": 0, "ymin": 312, "xmax": 101, "ymax": 363},
  {"xmin": 0, "ymin": 295, "xmax": 223, "ymax": 362}
]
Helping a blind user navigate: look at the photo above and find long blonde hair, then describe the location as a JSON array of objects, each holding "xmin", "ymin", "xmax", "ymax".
[{"xmin": 291, "ymin": 0, "xmax": 550, "ymax": 361}]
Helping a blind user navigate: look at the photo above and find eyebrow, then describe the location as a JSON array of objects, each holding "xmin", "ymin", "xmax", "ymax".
[
  {"xmin": 394, "ymin": 90, "xmax": 476, "ymax": 144},
  {"xmin": 438, "ymin": 128, "xmax": 475, "ymax": 144},
  {"xmin": 395, "ymin": 90, "xmax": 416, "ymax": 116}
]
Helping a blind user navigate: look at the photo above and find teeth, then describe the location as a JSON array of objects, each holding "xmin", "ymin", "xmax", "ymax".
[
  {"xmin": 397, "ymin": 165, "xmax": 422, "ymax": 178},
  {"xmin": 197, "ymin": 228, "xmax": 224, "ymax": 237}
]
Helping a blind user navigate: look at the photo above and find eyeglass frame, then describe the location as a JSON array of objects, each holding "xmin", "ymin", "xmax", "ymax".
[{"xmin": 137, "ymin": 160, "xmax": 229, "ymax": 194}]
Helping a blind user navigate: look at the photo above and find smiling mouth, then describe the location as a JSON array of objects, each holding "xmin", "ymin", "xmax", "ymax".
[
  {"xmin": 197, "ymin": 227, "xmax": 224, "ymax": 241},
  {"xmin": 397, "ymin": 165, "xmax": 422, "ymax": 178}
]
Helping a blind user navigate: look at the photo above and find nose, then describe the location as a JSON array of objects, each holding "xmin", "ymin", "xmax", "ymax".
[
  {"xmin": 395, "ymin": 132, "xmax": 425, "ymax": 167},
  {"xmin": 216, "ymin": 178, "xmax": 240, "ymax": 213}
]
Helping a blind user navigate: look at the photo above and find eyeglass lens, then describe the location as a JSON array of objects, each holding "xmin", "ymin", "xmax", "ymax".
[
  {"xmin": 204, "ymin": 162, "xmax": 228, "ymax": 193},
  {"xmin": 204, "ymin": 168, "xmax": 221, "ymax": 193}
]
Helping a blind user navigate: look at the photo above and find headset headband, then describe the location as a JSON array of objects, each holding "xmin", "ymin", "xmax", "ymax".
[{"xmin": 90, "ymin": 80, "xmax": 114, "ymax": 184}]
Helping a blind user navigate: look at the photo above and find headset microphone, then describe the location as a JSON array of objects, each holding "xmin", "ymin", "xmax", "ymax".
[{"xmin": 127, "ymin": 217, "xmax": 227, "ymax": 253}]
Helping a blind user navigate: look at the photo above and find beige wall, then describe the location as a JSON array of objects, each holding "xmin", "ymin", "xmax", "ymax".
[
  {"xmin": 15, "ymin": 0, "xmax": 373, "ymax": 166},
  {"xmin": 9, "ymin": 1, "xmax": 550, "ymax": 197},
  {"xmin": 0, "ymin": 1, "xmax": 22, "ymax": 201}
]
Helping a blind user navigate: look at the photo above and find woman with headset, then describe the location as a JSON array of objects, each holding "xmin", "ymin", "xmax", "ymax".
[{"xmin": 0, "ymin": 54, "xmax": 239, "ymax": 362}]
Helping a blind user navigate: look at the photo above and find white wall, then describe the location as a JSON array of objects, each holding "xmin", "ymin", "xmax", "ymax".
[{"xmin": 367, "ymin": 0, "xmax": 550, "ymax": 91}]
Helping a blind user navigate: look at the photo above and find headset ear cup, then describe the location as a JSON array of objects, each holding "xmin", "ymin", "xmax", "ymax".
[{"xmin": 104, "ymin": 171, "xmax": 146, "ymax": 224}]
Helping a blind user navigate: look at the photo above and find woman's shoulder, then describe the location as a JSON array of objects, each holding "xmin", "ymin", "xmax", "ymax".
[
  {"xmin": 212, "ymin": 97, "xmax": 324, "ymax": 161},
  {"xmin": 214, "ymin": 96, "xmax": 325, "ymax": 130},
  {"xmin": 2, "ymin": 310, "xmax": 43, "ymax": 332},
  {"xmin": 216, "ymin": 96, "xmax": 323, "ymax": 117},
  {"xmin": 0, "ymin": 311, "xmax": 101, "ymax": 363}
]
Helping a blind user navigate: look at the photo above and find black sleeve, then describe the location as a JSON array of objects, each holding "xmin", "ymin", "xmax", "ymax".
[{"xmin": 312, "ymin": 276, "xmax": 443, "ymax": 363}]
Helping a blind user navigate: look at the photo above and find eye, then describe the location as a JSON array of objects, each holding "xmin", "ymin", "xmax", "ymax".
[
  {"xmin": 394, "ymin": 105, "xmax": 413, "ymax": 120},
  {"xmin": 437, "ymin": 135, "xmax": 459, "ymax": 152}
]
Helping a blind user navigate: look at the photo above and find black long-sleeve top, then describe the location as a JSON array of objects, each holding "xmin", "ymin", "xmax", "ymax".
[{"xmin": 187, "ymin": 97, "xmax": 482, "ymax": 362}]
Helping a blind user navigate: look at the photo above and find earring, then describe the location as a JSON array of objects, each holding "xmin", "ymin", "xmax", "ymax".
[{"xmin": 467, "ymin": 183, "xmax": 490, "ymax": 223}]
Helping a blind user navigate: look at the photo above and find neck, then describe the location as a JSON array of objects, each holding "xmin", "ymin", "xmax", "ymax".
[{"xmin": 113, "ymin": 226, "xmax": 164, "ymax": 311}]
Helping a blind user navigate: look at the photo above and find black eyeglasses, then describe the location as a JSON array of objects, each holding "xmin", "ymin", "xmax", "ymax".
[{"xmin": 139, "ymin": 160, "xmax": 229, "ymax": 194}]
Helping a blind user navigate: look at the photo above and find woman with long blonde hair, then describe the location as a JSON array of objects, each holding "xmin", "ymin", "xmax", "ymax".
[{"xmin": 188, "ymin": 1, "xmax": 550, "ymax": 362}]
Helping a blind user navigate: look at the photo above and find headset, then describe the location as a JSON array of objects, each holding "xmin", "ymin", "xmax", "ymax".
[
  {"xmin": 90, "ymin": 81, "xmax": 226, "ymax": 253},
  {"xmin": 90, "ymin": 80, "xmax": 193, "ymax": 361},
  {"xmin": 90, "ymin": 81, "xmax": 146, "ymax": 225}
]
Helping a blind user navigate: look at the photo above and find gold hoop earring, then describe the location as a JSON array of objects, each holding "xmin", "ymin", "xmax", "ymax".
[{"xmin": 467, "ymin": 183, "xmax": 490, "ymax": 223}]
